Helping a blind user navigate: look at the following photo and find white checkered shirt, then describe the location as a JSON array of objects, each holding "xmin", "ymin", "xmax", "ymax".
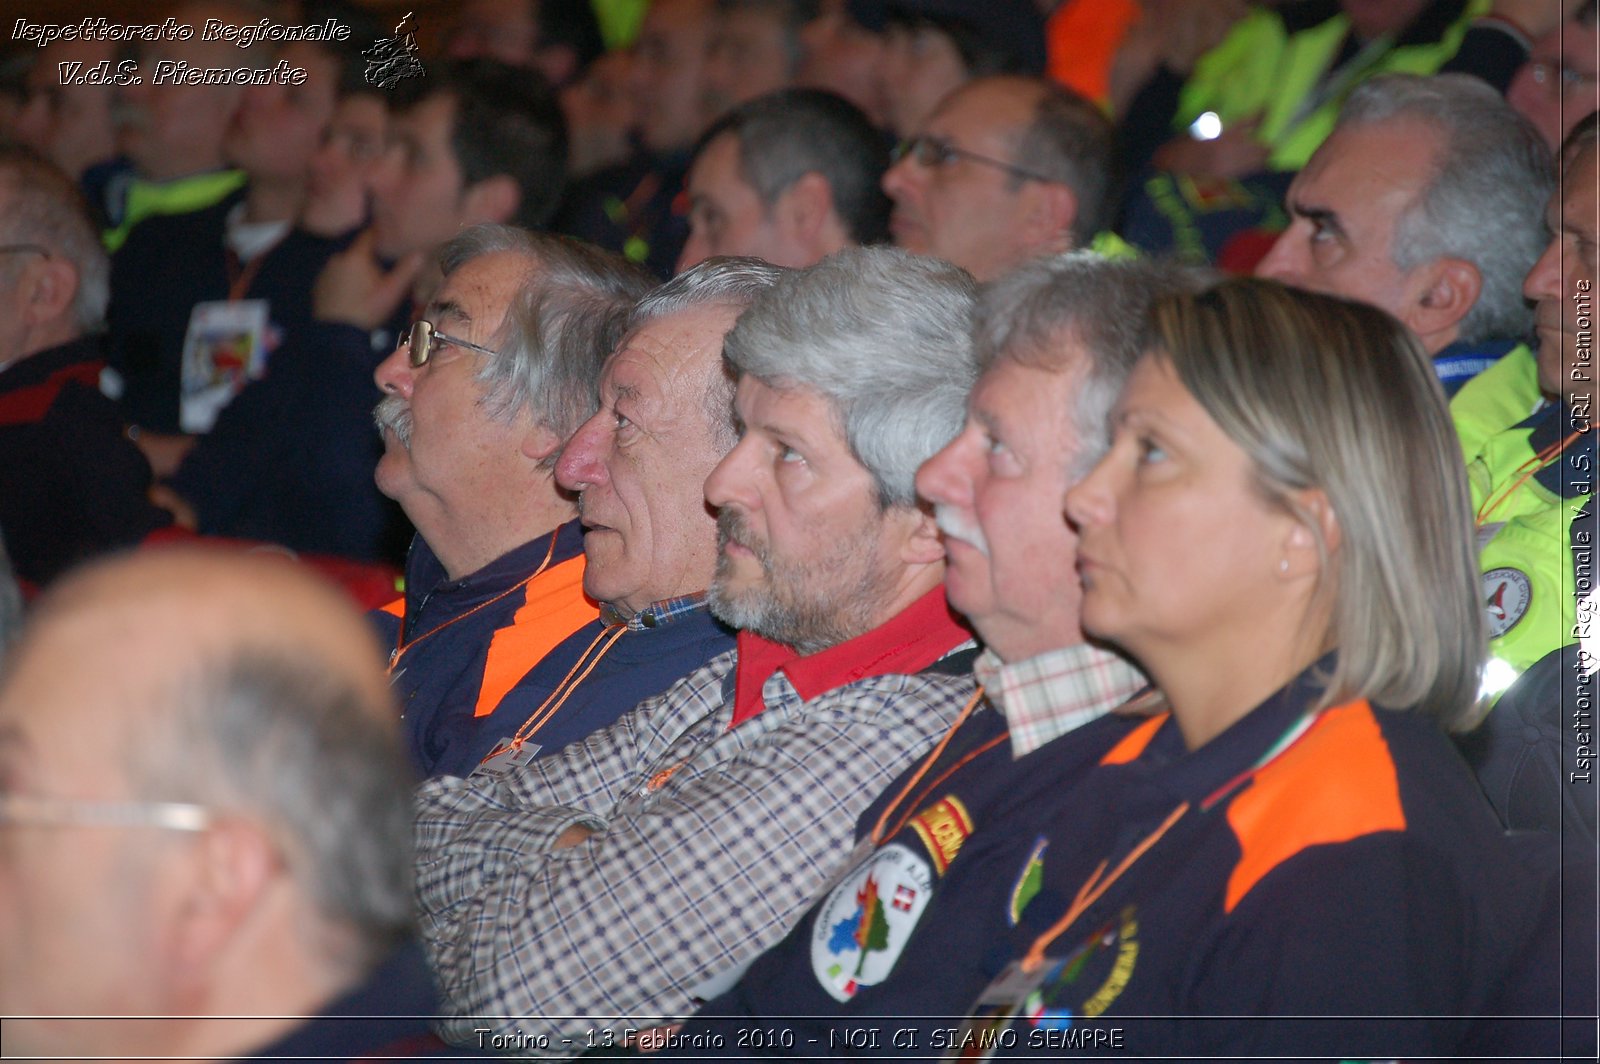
[
  {"xmin": 973, "ymin": 643, "xmax": 1147, "ymax": 758},
  {"xmin": 414, "ymin": 644, "xmax": 978, "ymax": 1050}
]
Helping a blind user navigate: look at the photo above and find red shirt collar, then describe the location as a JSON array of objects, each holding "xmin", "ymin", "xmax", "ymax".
[{"xmin": 730, "ymin": 585, "xmax": 972, "ymax": 728}]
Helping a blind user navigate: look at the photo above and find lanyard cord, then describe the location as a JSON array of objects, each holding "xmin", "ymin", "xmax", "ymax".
[
  {"xmin": 867, "ymin": 688, "xmax": 989, "ymax": 845},
  {"xmin": 223, "ymin": 242, "xmax": 281, "ymax": 302},
  {"xmin": 1476, "ymin": 427, "xmax": 1586, "ymax": 527},
  {"xmin": 1020, "ymin": 802, "xmax": 1190, "ymax": 972},
  {"xmin": 390, "ymin": 534, "xmax": 559, "ymax": 673},
  {"xmin": 1018, "ymin": 705, "xmax": 1326, "ymax": 972},
  {"xmin": 480, "ymin": 622, "xmax": 629, "ymax": 765}
]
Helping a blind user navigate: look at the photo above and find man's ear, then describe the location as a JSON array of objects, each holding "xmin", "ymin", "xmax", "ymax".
[
  {"xmin": 22, "ymin": 256, "xmax": 79, "ymax": 329},
  {"xmin": 521, "ymin": 422, "xmax": 565, "ymax": 465},
  {"xmin": 774, "ymin": 172, "xmax": 837, "ymax": 252},
  {"xmin": 1407, "ymin": 257, "xmax": 1481, "ymax": 348},
  {"xmin": 461, "ymin": 174, "xmax": 522, "ymax": 226},
  {"xmin": 899, "ymin": 503, "xmax": 947, "ymax": 566},
  {"xmin": 168, "ymin": 818, "xmax": 279, "ymax": 984},
  {"xmin": 1022, "ymin": 180, "xmax": 1079, "ymax": 251}
]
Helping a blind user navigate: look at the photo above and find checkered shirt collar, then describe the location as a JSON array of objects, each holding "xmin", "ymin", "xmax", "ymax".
[
  {"xmin": 606, "ymin": 592, "xmax": 711, "ymax": 631},
  {"xmin": 974, "ymin": 642, "xmax": 1148, "ymax": 758}
]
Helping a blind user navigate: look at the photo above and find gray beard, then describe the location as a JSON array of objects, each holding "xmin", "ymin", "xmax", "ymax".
[{"xmin": 708, "ymin": 509, "xmax": 891, "ymax": 655}]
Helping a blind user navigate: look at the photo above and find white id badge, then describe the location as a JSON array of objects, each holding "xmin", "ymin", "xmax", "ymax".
[{"xmin": 180, "ymin": 298, "xmax": 270, "ymax": 432}]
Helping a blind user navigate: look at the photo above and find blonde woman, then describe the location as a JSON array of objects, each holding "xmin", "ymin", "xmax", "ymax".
[{"xmin": 974, "ymin": 279, "xmax": 1544, "ymax": 1056}]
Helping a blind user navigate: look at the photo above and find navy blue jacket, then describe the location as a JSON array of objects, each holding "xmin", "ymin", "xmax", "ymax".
[
  {"xmin": 106, "ymin": 191, "xmax": 349, "ymax": 432},
  {"xmin": 235, "ymin": 940, "xmax": 472, "ymax": 1062},
  {"xmin": 679, "ymin": 666, "xmax": 1559, "ymax": 1061},
  {"xmin": 374, "ymin": 526, "xmax": 736, "ymax": 779},
  {"xmin": 168, "ymin": 316, "xmax": 411, "ymax": 563},
  {"xmin": 0, "ymin": 338, "xmax": 170, "ymax": 585}
]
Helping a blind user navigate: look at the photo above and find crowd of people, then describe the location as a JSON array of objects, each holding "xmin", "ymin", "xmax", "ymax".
[{"xmin": 0, "ymin": 0, "xmax": 1595, "ymax": 1059}]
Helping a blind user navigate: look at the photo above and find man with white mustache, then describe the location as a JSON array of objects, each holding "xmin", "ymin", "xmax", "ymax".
[
  {"xmin": 664, "ymin": 252, "xmax": 1206, "ymax": 1045},
  {"xmin": 367, "ymin": 224, "xmax": 740, "ymax": 780}
]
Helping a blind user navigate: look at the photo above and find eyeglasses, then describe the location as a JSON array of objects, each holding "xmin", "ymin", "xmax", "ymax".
[
  {"xmin": 401, "ymin": 319, "xmax": 500, "ymax": 369},
  {"xmin": 0, "ymin": 244, "xmax": 49, "ymax": 259},
  {"xmin": 1528, "ymin": 60, "xmax": 1597, "ymax": 96},
  {"xmin": 892, "ymin": 134, "xmax": 1053, "ymax": 185},
  {"xmin": 0, "ymin": 793, "xmax": 212, "ymax": 832}
]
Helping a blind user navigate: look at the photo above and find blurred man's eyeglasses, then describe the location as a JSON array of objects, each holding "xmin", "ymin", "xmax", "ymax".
[
  {"xmin": 0, "ymin": 244, "xmax": 50, "ymax": 259},
  {"xmin": 0, "ymin": 793, "xmax": 212, "ymax": 831},
  {"xmin": 402, "ymin": 319, "xmax": 500, "ymax": 369},
  {"xmin": 892, "ymin": 134, "xmax": 1052, "ymax": 184},
  {"xmin": 1529, "ymin": 60, "xmax": 1597, "ymax": 96}
]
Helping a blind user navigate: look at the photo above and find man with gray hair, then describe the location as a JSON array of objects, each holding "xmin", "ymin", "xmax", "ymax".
[
  {"xmin": 0, "ymin": 548, "xmax": 434, "ymax": 1060},
  {"xmin": 368, "ymin": 225, "xmax": 739, "ymax": 782},
  {"xmin": 678, "ymin": 88, "xmax": 890, "ymax": 271},
  {"xmin": 415, "ymin": 245, "xmax": 980, "ymax": 1049},
  {"xmin": 667, "ymin": 252, "xmax": 1203, "ymax": 1049},
  {"xmin": 0, "ymin": 146, "xmax": 169, "ymax": 587},
  {"xmin": 1256, "ymin": 72, "xmax": 1553, "ymax": 396}
]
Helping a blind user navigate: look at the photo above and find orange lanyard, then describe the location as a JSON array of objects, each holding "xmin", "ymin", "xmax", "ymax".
[
  {"xmin": 1020, "ymin": 802, "xmax": 1189, "ymax": 972},
  {"xmin": 480, "ymin": 622, "xmax": 628, "ymax": 765},
  {"xmin": 1476, "ymin": 427, "xmax": 1585, "ymax": 527},
  {"xmin": 389, "ymin": 535, "xmax": 558, "ymax": 674},
  {"xmin": 867, "ymin": 688, "xmax": 993, "ymax": 845},
  {"xmin": 224, "ymin": 247, "xmax": 270, "ymax": 302}
]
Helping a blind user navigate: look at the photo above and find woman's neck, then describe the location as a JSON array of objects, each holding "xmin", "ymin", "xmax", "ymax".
[{"xmin": 1149, "ymin": 606, "xmax": 1330, "ymax": 751}]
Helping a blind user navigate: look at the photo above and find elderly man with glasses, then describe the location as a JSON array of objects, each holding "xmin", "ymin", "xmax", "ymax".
[
  {"xmin": 0, "ymin": 146, "xmax": 170, "ymax": 587},
  {"xmin": 883, "ymin": 75, "xmax": 1128, "ymax": 281},
  {"xmin": 366, "ymin": 225, "xmax": 754, "ymax": 781}
]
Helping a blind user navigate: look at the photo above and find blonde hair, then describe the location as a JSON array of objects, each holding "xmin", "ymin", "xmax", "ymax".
[{"xmin": 1145, "ymin": 279, "xmax": 1486, "ymax": 730}]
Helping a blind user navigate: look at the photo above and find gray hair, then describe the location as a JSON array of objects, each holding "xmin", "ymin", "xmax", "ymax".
[
  {"xmin": 438, "ymin": 225, "xmax": 654, "ymax": 452},
  {"xmin": 132, "ymin": 649, "xmax": 416, "ymax": 971},
  {"xmin": 722, "ymin": 246, "xmax": 977, "ymax": 507},
  {"xmin": 1005, "ymin": 78, "xmax": 1116, "ymax": 246},
  {"xmin": 973, "ymin": 252, "xmax": 1213, "ymax": 478},
  {"xmin": 625, "ymin": 256, "xmax": 787, "ymax": 450},
  {"xmin": 0, "ymin": 147, "xmax": 109, "ymax": 333},
  {"xmin": 1338, "ymin": 74, "xmax": 1553, "ymax": 345},
  {"xmin": 1146, "ymin": 279, "xmax": 1487, "ymax": 730}
]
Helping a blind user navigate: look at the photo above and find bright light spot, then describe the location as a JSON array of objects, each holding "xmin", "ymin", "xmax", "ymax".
[
  {"xmin": 1189, "ymin": 111, "xmax": 1223, "ymax": 142},
  {"xmin": 1479, "ymin": 656, "xmax": 1520, "ymax": 701}
]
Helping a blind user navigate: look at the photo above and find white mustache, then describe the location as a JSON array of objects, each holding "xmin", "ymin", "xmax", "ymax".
[
  {"xmin": 934, "ymin": 505, "xmax": 989, "ymax": 557},
  {"xmin": 372, "ymin": 395, "xmax": 412, "ymax": 448}
]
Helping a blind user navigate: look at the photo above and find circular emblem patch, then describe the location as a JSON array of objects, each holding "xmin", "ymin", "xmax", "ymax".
[
  {"xmin": 1482, "ymin": 567, "xmax": 1532, "ymax": 638},
  {"xmin": 810, "ymin": 843, "xmax": 933, "ymax": 1003}
]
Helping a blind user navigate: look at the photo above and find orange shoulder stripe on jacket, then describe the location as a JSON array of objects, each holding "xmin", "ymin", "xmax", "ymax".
[
  {"xmin": 1100, "ymin": 713, "xmax": 1169, "ymax": 765},
  {"xmin": 1223, "ymin": 699, "xmax": 1406, "ymax": 913},
  {"xmin": 378, "ymin": 595, "xmax": 405, "ymax": 618},
  {"xmin": 475, "ymin": 554, "xmax": 600, "ymax": 717}
]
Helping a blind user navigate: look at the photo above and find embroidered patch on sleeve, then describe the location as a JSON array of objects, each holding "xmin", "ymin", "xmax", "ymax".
[
  {"xmin": 810, "ymin": 844, "xmax": 934, "ymax": 1002},
  {"xmin": 908, "ymin": 794, "xmax": 974, "ymax": 874}
]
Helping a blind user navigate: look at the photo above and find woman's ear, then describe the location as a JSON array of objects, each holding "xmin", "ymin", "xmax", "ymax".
[{"xmin": 1281, "ymin": 488, "xmax": 1339, "ymax": 579}]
